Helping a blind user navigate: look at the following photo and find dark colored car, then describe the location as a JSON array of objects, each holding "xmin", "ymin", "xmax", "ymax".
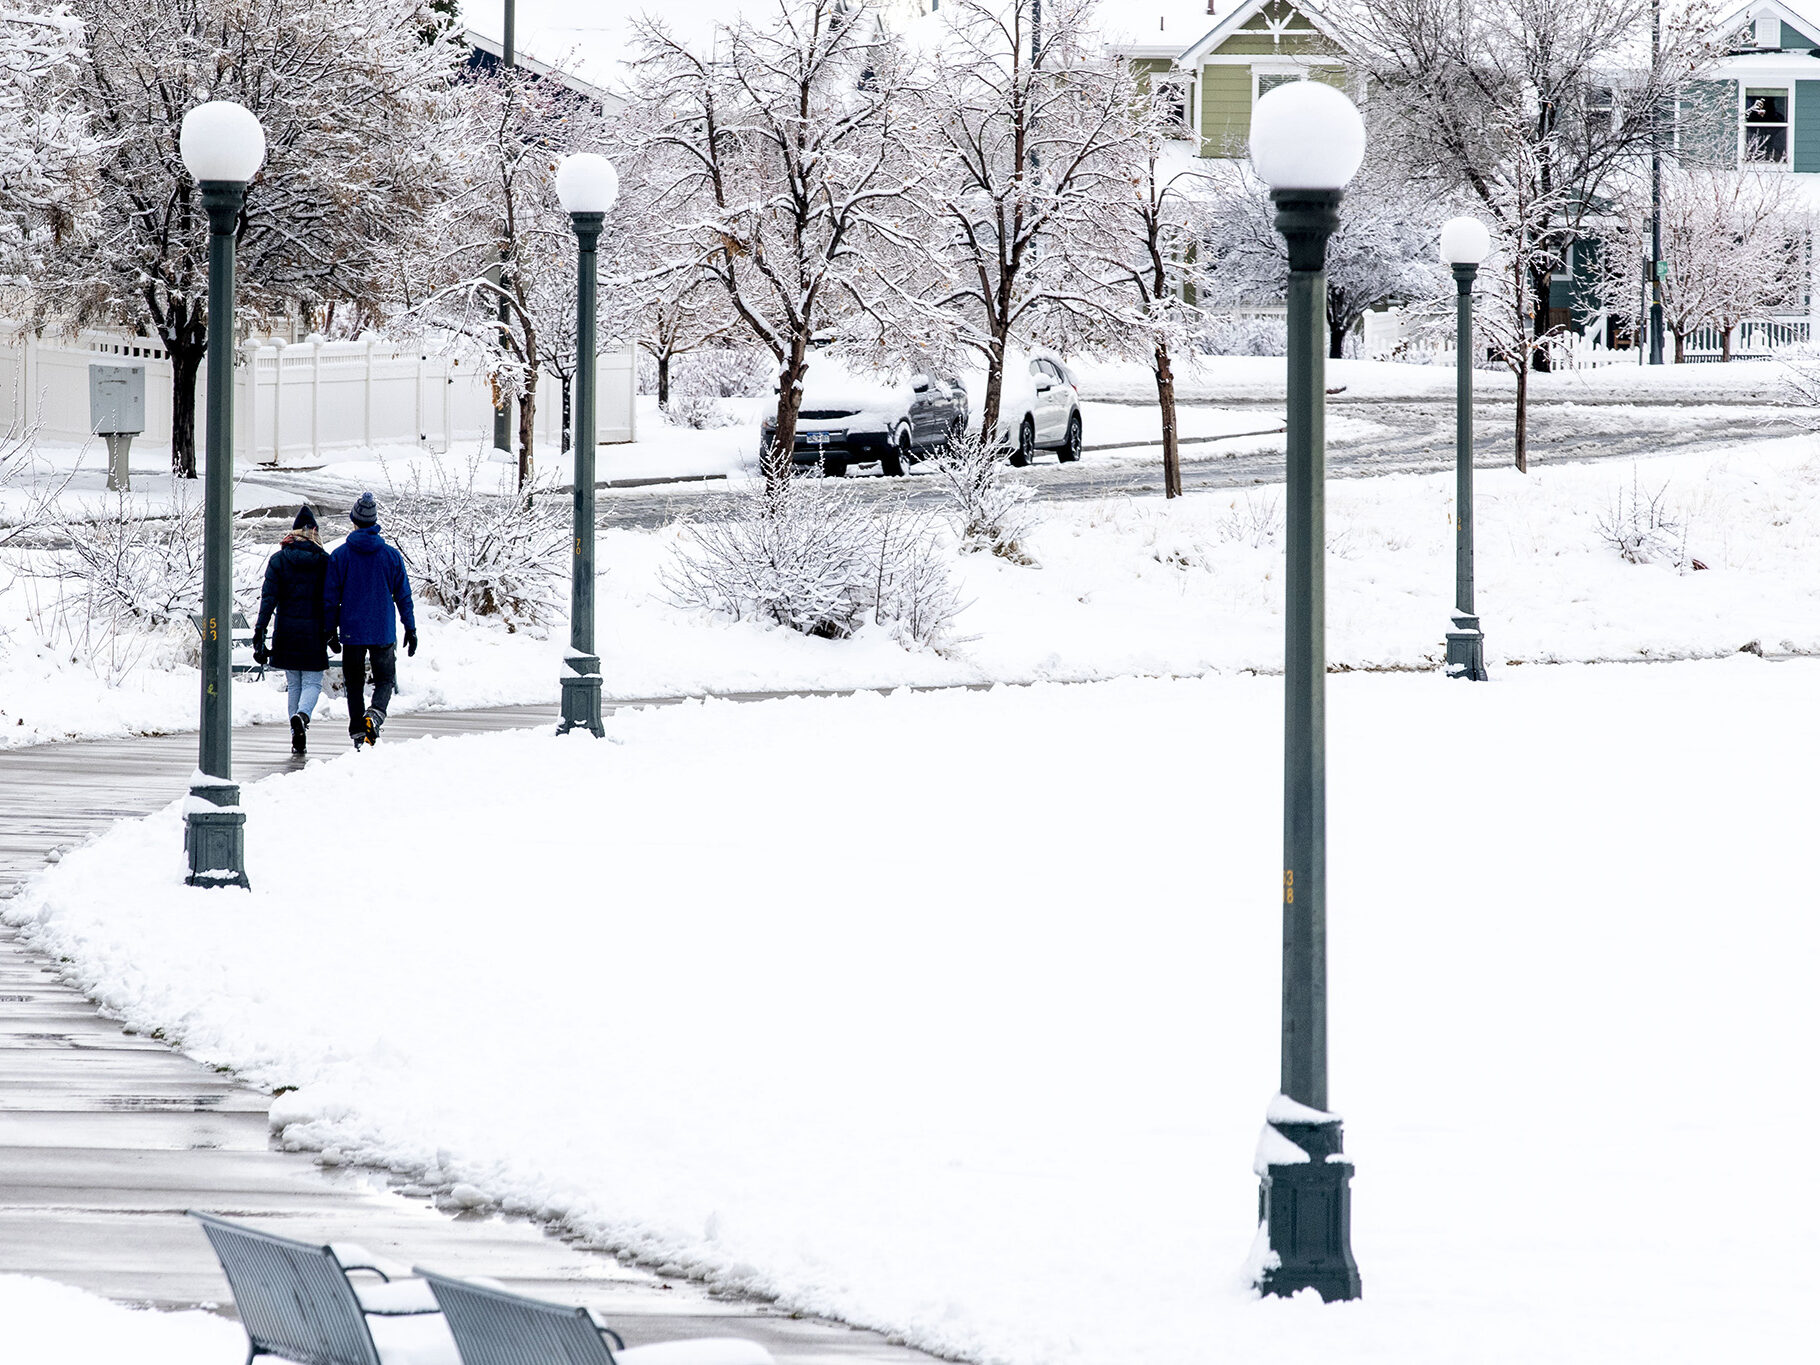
[{"xmin": 760, "ymin": 361, "xmax": 970, "ymax": 477}]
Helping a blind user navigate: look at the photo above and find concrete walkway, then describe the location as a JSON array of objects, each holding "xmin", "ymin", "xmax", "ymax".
[{"xmin": 0, "ymin": 705, "xmax": 934, "ymax": 1362}]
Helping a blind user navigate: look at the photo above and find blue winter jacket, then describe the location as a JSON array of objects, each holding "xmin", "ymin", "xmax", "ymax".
[{"xmin": 325, "ymin": 525, "xmax": 417, "ymax": 647}]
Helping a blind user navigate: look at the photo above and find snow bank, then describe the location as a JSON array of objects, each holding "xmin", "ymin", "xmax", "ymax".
[
  {"xmin": 10, "ymin": 662, "xmax": 1817, "ymax": 1365},
  {"xmin": 0, "ymin": 1274, "xmax": 241, "ymax": 1363},
  {"xmin": 5, "ymin": 438, "xmax": 1815, "ymax": 745}
]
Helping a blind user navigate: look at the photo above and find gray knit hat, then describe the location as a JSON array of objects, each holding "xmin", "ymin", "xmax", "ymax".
[{"xmin": 349, "ymin": 491, "xmax": 378, "ymax": 527}]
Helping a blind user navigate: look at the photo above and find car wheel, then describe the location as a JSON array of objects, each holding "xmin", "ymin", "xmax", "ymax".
[
  {"xmin": 1057, "ymin": 412, "xmax": 1082, "ymax": 463},
  {"xmin": 881, "ymin": 426, "xmax": 912, "ymax": 477},
  {"xmin": 1009, "ymin": 417, "xmax": 1035, "ymax": 467},
  {"xmin": 822, "ymin": 454, "xmax": 848, "ymax": 477}
]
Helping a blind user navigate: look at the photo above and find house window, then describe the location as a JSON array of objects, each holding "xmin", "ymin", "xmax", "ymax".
[
  {"xmin": 1745, "ymin": 87, "xmax": 1790, "ymax": 163},
  {"xmin": 1153, "ymin": 76, "xmax": 1190, "ymax": 135},
  {"xmin": 1257, "ymin": 72, "xmax": 1301, "ymax": 101},
  {"xmin": 1586, "ymin": 85, "xmax": 1614, "ymax": 140}
]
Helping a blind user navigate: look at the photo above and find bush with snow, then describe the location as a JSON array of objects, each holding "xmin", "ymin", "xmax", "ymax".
[
  {"xmin": 1195, "ymin": 314, "xmax": 1288, "ymax": 357},
  {"xmin": 663, "ymin": 393, "xmax": 739, "ymax": 430},
  {"xmin": 671, "ymin": 348, "xmax": 773, "ymax": 400},
  {"xmin": 1595, "ymin": 468, "xmax": 1691, "ymax": 569},
  {"xmin": 662, "ymin": 477, "xmax": 962, "ymax": 648},
  {"xmin": 24, "ymin": 485, "xmax": 257, "ymax": 683},
  {"xmin": 927, "ymin": 431, "xmax": 1038, "ymax": 563},
  {"xmin": 381, "ymin": 450, "xmax": 568, "ymax": 630}
]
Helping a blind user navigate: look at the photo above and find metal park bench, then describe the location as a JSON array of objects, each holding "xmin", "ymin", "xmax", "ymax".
[
  {"xmin": 189, "ymin": 610, "xmax": 343, "ymax": 680},
  {"xmin": 190, "ymin": 1211, "xmax": 451, "ymax": 1365},
  {"xmin": 416, "ymin": 1268, "xmax": 775, "ymax": 1365}
]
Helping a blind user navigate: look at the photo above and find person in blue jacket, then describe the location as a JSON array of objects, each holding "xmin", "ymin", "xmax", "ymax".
[{"xmin": 324, "ymin": 491, "xmax": 417, "ymax": 748}]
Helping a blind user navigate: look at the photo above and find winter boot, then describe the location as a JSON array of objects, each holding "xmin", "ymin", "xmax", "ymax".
[
  {"xmin": 290, "ymin": 713, "xmax": 308, "ymax": 755},
  {"xmin": 362, "ymin": 709, "xmax": 381, "ymax": 746}
]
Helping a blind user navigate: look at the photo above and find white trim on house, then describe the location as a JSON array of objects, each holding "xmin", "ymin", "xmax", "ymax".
[
  {"xmin": 1713, "ymin": 0, "xmax": 1820, "ymax": 48},
  {"xmin": 1177, "ymin": 0, "xmax": 1345, "ymax": 68}
]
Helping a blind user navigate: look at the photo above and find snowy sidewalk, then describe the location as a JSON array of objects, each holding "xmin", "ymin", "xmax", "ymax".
[{"xmin": 0, "ymin": 703, "xmax": 937, "ymax": 1363}]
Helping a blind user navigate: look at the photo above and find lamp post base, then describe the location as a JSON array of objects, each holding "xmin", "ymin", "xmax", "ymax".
[
  {"xmin": 1444, "ymin": 613, "xmax": 1488, "ymax": 682},
  {"xmin": 1255, "ymin": 1111, "xmax": 1362, "ymax": 1302},
  {"xmin": 558, "ymin": 653, "xmax": 604, "ymax": 737},
  {"xmin": 183, "ymin": 779, "xmax": 248, "ymax": 890}
]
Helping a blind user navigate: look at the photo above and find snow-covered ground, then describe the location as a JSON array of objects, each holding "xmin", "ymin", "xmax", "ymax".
[
  {"xmin": 2, "ymin": 1274, "xmax": 241, "ymax": 1363},
  {"xmin": 3, "ymin": 436, "xmax": 1814, "ymax": 745},
  {"xmin": 9, "ymin": 660, "xmax": 1815, "ymax": 1364}
]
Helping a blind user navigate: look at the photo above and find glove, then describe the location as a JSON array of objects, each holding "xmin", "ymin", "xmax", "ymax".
[
  {"xmin": 325, "ymin": 628, "xmax": 341, "ymax": 652},
  {"xmin": 252, "ymin": 636, "xmax": 268, "ymax": 667},
  {"xmin": 404, "ymin": 628, "xmax": 418, "ymax": 658}
]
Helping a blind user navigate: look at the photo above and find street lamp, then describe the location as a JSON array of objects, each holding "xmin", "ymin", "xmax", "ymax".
[
  {"xmin": 554, "ymin": 152, "xmax": 617, "ymax": 738},
  {"xmin": 1248, "ymin": 78, "xmax": 1365, "ymax": 1303},
  {"xmin": 178, "ymin": 100, "xmax": 265, "ymax": 889},
  {"xmin": 1440, "ymin": 216, "xmax": 1491, "ymax": 683}
]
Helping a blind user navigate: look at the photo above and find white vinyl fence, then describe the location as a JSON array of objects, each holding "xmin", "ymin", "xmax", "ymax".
[{"xmin": 0, "ymin": 328, "xmax": 636, "ymax": 463}]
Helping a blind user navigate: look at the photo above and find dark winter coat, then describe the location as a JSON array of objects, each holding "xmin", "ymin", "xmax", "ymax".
[
  {"xmin": 325, "ymin": 525, "xmax": 417, "ymax": 647},
  {"xmin": 255, "ymin": 535, "xmax": 330, "ymax": 671}
]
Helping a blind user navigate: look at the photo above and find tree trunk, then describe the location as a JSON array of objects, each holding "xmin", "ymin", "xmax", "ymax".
[
  {"xmin": 1155, "ymin": 341, "xmax": 1181, "ymax": 499},
  {"xmin": 169, "ymin": 342, "xmax": 205, "ymax": 479},
  {"xmin": 765, "ymin": 338, "xmax": 808, "ymax": 497},
  {"xmin": 978, "ymin": 332, "xmax": 1008, "ymax": 454},
  {"xmin": 1721, "ymin": 327, "xmax": 1733, "ymax": 362},
  {"xmin": 1327, "ymin": 295, "xmax": 1347, "ymax": 360},
  {"xmin": 657, "ymin": 351, "xmax": 671, "ymax": 408},
  {"xmin": 517, "ymin": 370, "xmax": 537, "ymax": 489},
  {"xmin": 560, "ymin": 373, "xmax": 573, "ymax": 454},
  {"xmin": 1674, "ymin": 330, "xmax": 1686, "ymax": 364},
  {"xmin": 1529, "ymin": 258, "xmax": 1554, "ymax": 373},
  {"xmin": 1513, "ymin": 359, "xmax": 1529, "ymax": 474}
]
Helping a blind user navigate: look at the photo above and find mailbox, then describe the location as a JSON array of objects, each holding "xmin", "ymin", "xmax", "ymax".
[
  {"xmin": 89, "ymin": 363, "xmax": 146, "ymax": 436},
  {"xmin": 89, "ymin": 363, "xmax": 146, "ymax": 492}
]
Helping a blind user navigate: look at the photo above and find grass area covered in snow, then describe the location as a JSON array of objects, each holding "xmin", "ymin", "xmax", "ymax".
[
  {"xmin": 9, "ymin": 661, "xmax": 1815, "ymax": 1364},
  {"xmin": 1, "ymin": 1274, "xmax": 241, "ymax": 1363},
  {"xmin": 3, "ymin": 436, "xmax": 1815, "ymax": 745}
]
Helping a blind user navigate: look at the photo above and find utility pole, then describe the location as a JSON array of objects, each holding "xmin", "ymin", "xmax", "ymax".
[{"xmin": 1649, "ymin": 0, "xmax": 1665, "ymax": 365}]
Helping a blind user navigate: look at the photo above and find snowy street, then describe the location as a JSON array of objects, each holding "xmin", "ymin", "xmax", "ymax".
[{"xmin": 9, "ymin": 661, "xmax": 1816, "ymax": 1364}]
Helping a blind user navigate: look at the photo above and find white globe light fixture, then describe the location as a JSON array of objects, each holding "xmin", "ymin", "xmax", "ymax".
[
  {"xmin": 556, "ymin": 154, "xmax": 619, "ymax": 215},
  {"xmin": 179, "ymin": 101, "xmax": 266, "ymax": 184},
  {"xmin": 1439, "ymin": 216, "xmax": 1491, "ymax": 267},
  {"xmin": 1248, "ymin": 80, "xmax": 1365, "ymax": 191}
]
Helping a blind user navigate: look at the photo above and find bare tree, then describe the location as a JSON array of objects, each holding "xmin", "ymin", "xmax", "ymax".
[
  {"xmin": 48, "ymin": 0, "xmax": 458, "ymax": 477},
  {"xmin": 1595, "ymin": 164, "xmax": 1811, "ymax": 361},
  {"xmin": 910, "ymin": 0, "xmax": 1130, "ymax": 446},
  {"xmin": 1334, "ymin": 0, "xmax": 1721, "ymax": 469},
  {"xmin": 628, "ymin": 0, "xmax": 919, "ymax": 494}
]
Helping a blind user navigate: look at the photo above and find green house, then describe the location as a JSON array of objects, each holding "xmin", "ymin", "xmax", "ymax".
[{"xmin": 1115, "ymin": 0, "xmax": 1352, "ymax": 159}]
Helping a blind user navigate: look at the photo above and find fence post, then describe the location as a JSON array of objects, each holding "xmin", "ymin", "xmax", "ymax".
[
  {"xmin": 440, "ymin": 355, "xmax": 452, "ymax": 452},
  {"xmin": 415, "ymin": 352, "xmax": 425, "ymax": 444},
  {"xmin": 364, "ymin": 336, "xmax": 376, "ymax": 449},
  {"xmin": 310, "ymin": 336, "xmax": 321, "ymax": 462},
  {"xmin": 239, "ymin": 340, "xmax": 259, "ymax": 463},
  {"xmin": 271, "ymin": 338, "xmax": 286, "ymax": 465}
]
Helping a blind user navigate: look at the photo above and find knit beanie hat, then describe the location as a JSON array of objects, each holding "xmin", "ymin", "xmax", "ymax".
[
  {"xmin": 349, "ymin": 492, "xmax": 378, "ymax": 527},
  {"xmin": 293, "ymin": 504, "xmax": 318, "ymax": 532}
]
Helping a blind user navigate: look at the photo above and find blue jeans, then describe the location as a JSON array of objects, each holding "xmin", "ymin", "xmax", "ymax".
[{"xmin": 286, "ymin": 670, "xmax": 324, "ymax": 720}]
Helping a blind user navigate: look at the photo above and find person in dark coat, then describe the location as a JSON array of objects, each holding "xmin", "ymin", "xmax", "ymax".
[
  {"xmin": 254, "ymin": 506, "xmax": 333, "ymax": 755},
  {"xmin": 324, "ymin": 491, "xmax": 417, "ymax": 749}
]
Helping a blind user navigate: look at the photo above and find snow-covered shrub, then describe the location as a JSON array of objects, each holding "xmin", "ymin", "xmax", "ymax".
[
  {"xmin": 663, "ymin": 477, "xmax": 962, "ymax": 647},
  {"xmin": 927, "ymin": 431, "xmax": 1038, "ymax": 563},
  {"xmin": 663, "ymin": 393, "xmax": 739, "ymax": 429},
  {"xmin": 1196, "ymin": 314, "xmax": 1288, "ymax": 357},
  {"xmin": 1777, "ymin": 343, "xmax": 1820, "ymax": 425},
  {"xmin": 0, "ymin": 424, "xmax": 60, "ymax": 549},
  {"xmin": 26, "ymin": 485, "xmax": 255, "ymax": 682},
  {"xmin": 382, "ymin": 449, "xmax": 568, "ymax": 629},
  {"xmin": 1596, "ymin": 468, "xmax": 1690, "ymax": 568},
  {"xmin": 672, "ymin": 348, "xmax": 772, "ymax": 400}
]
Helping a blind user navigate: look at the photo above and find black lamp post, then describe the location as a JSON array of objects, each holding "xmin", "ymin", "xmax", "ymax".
[
  {"xmin": 554, "ymin": 153, "xmax": 618, "ymax": 738},
  {"xmin": 1440, "ymin": 216, "xmax": 1491, "ymax": 682},
  {"xmin": 178, "ymin": 101, "xmax": 265, "ymax": 890},
  {"xmin": 1248, "ymin": 78, "xmax": 1364, "ymax": 1304}
]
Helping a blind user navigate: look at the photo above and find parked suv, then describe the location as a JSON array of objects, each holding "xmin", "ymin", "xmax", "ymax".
[
  {"xmin": 760, "ymin": 358, "xmax": 970, "ymax": 477},
  {"xmin": 996, "ymin": 351, "xmax": 1083, "ymax": 467}
]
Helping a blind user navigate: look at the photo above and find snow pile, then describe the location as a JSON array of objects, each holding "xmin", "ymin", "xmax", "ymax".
[
  {"xmin": 0, "ymin": 1274, "xmax": 241, "ymax": 1363},
  {"xmin": 9, "ymin": 662, "xmax": 1816, "ymax": 1365}
]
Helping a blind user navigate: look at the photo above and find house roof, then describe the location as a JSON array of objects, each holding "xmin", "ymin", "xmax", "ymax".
[
  {"xmin": 463, "ymin": 0, "xmax": 755, "ymax": 94},
  {"xmin": 1177, "ymin": 0, "xmax": 1344, "ymax": 68},
  {"xmin": 1098, "ymin": 2, "xmax": 1225, "ymax": 59},
  {"xmin": 1714, "ymin": 0, "xmax": 1820, "ymax": 45}
]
